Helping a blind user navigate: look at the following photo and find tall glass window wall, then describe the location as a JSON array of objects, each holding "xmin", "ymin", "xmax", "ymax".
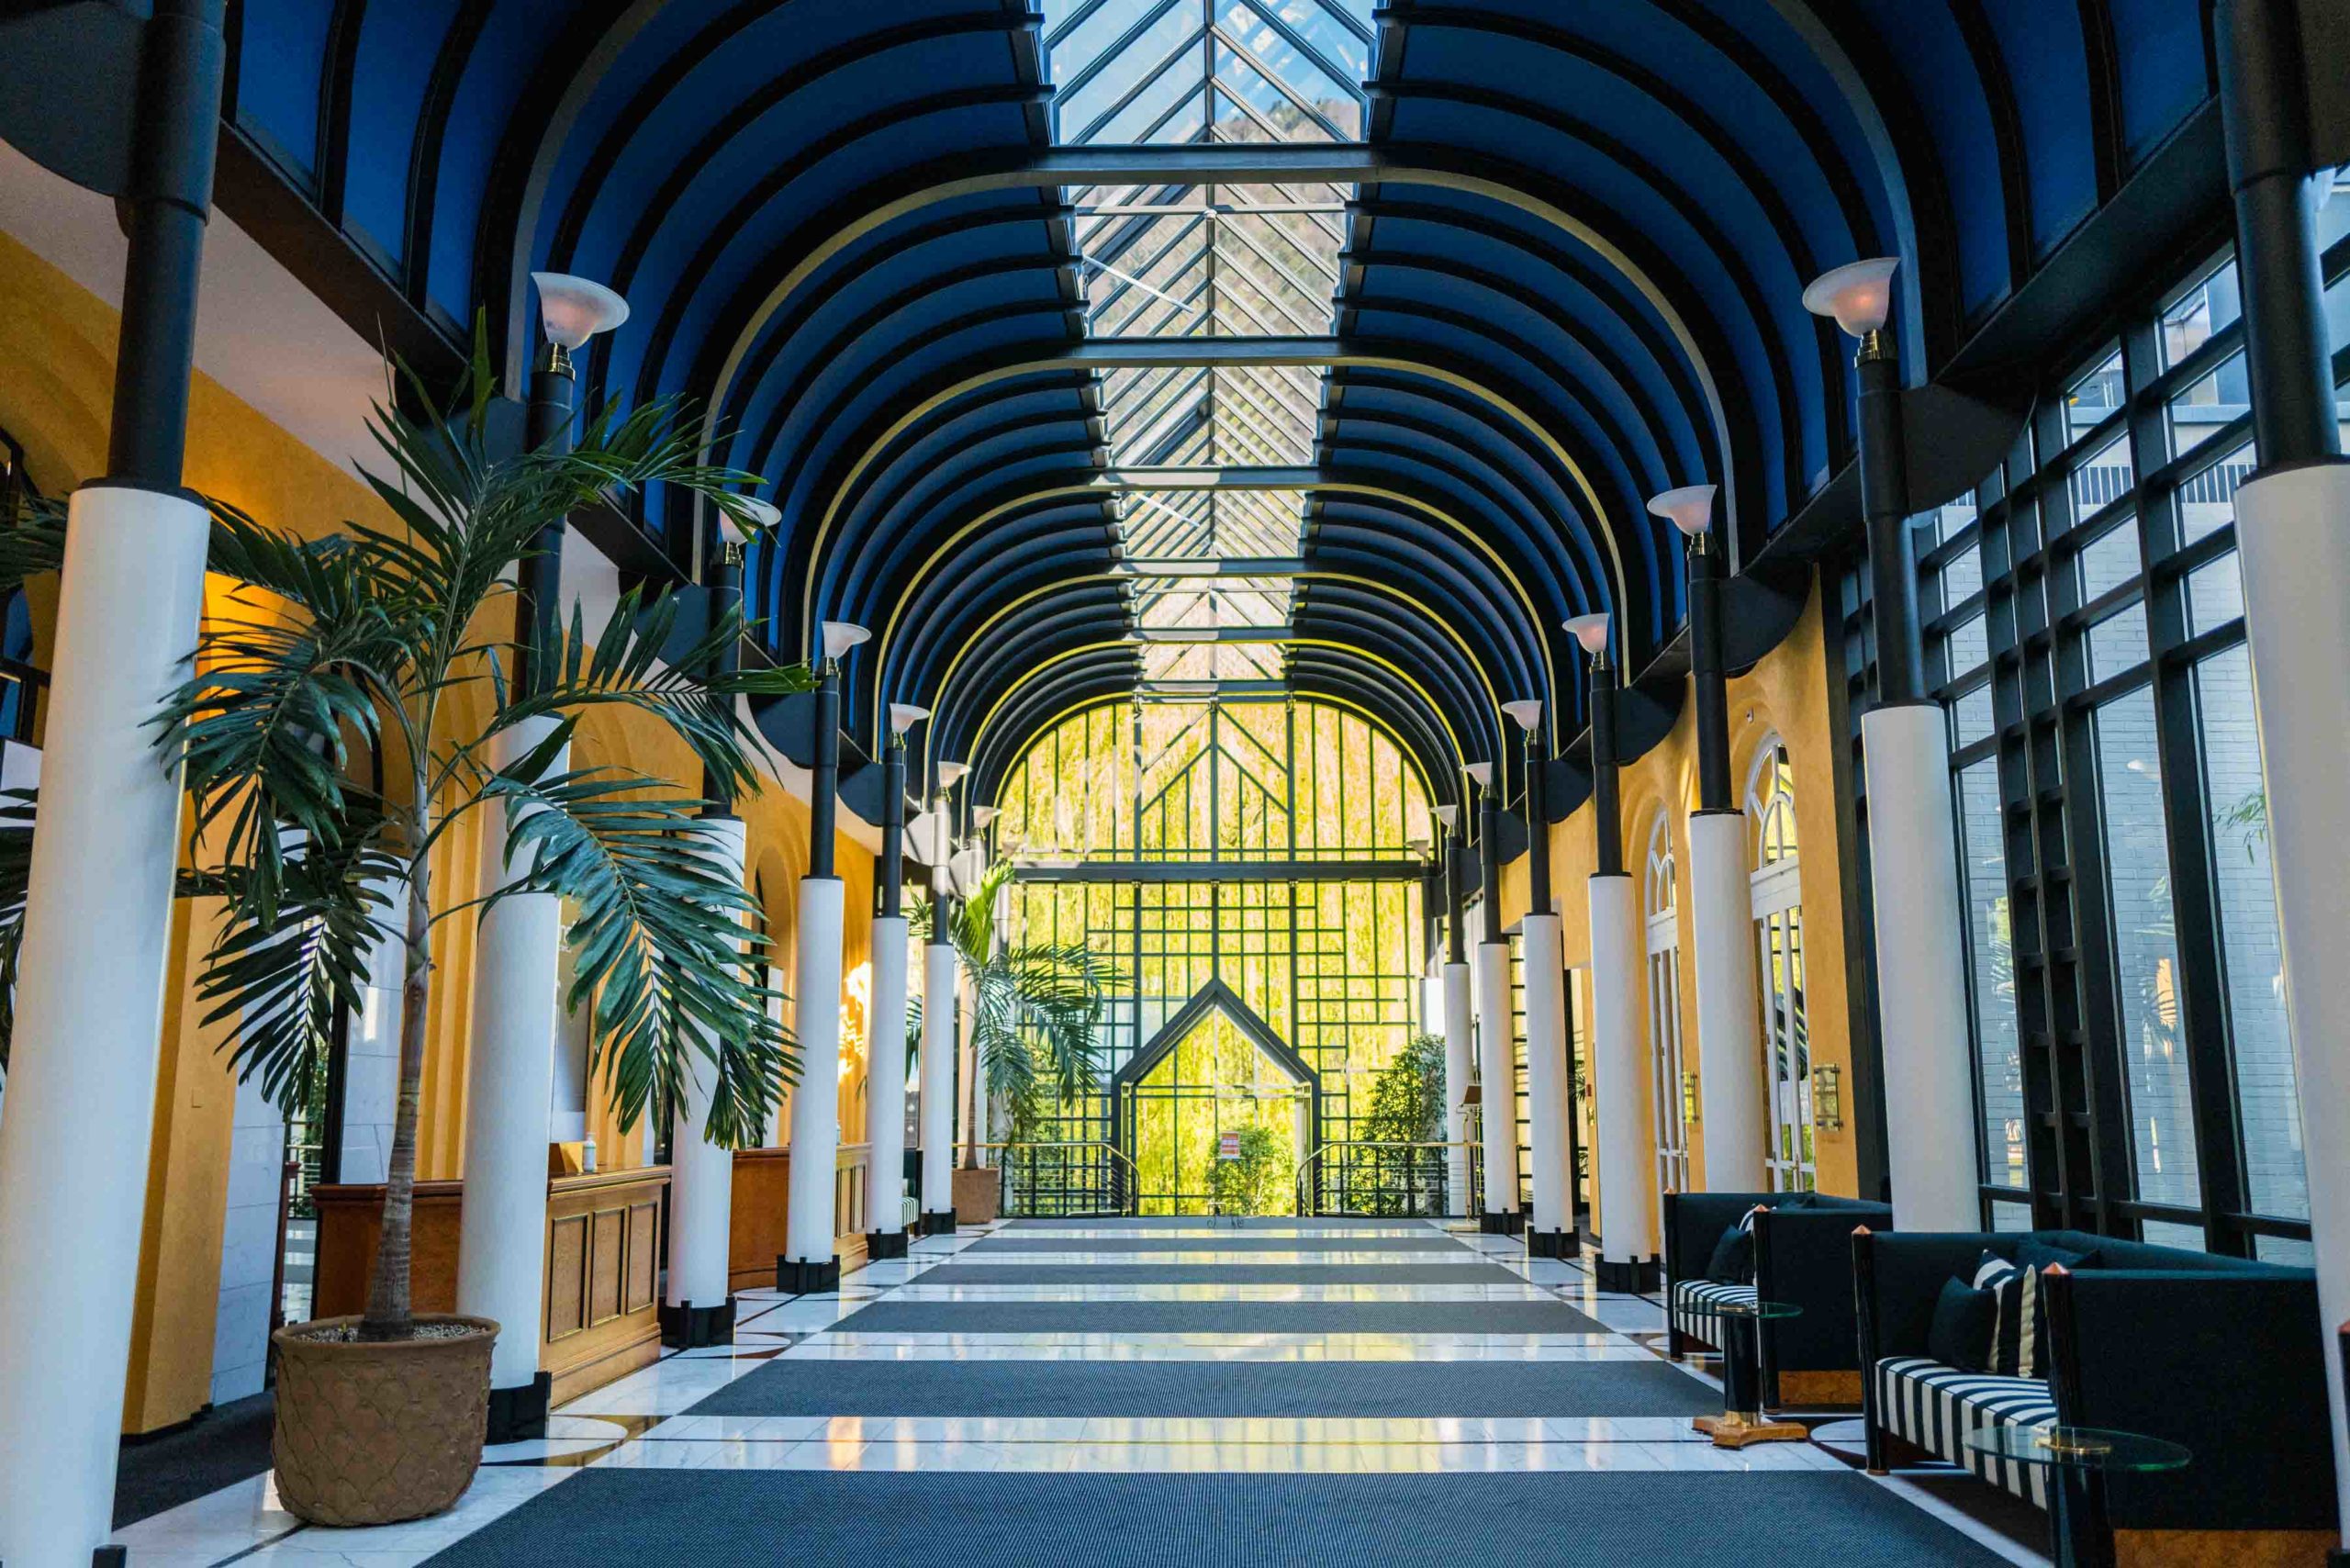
[{"xmin": 1841, "ymin": 181, "xmax": 2347, "ymax": 1257}]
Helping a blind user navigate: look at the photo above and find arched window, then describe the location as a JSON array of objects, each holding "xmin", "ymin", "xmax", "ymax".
[
  {"xmin": 1746, "ymin": 736, "xmax": 1813, "ymax": 1192},
  {"xmin": 987, "ymin": 697, "xmax": 1434, "ymax": 1212},
  {"xmin": 1643, "ymin": 810, "xmax": 1690, "ymax": 1199}
]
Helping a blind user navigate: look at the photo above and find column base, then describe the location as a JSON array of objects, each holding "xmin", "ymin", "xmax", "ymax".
[
  {"xmin": 864, "ymin": 1229, "xmax": 910, "ymax": 1260},
  {"xmin": 776, "ymin": 1254, "xmax": 841, "ymax": 1294},
  {"xmin": 657, "ymin": 1295, "xmax": 736, "ymax": 1350},
  {"xmin": 1595, "ymin": 1256, "xmax": 1661, "ymax": 1294},
  {"xmin": 1528, "ymin": 1227, "xmax": 1579, "ymax": 1259},
  {"xmin": 919, "ymin": 1210, "xmax": 958, "ymax": 1237},
  {"xmin": 486, "ymin": 1372, "xmax": 552, "ymax": 1444},
  {"xmin": 1479, "ymin": 1210, "xmax": 1525, "ymax": 1237}
]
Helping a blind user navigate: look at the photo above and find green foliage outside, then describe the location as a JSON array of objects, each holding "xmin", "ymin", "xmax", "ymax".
[
  {"xmin": 1343, "ymin": 1031, "xmax": 1447, "ymax": 1215},
  {"xmin": 1207, "ymin": 1123, "xmax": 1293, "ymax": 1216}
]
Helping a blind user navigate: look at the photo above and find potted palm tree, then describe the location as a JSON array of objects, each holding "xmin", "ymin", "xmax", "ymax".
[
  {"xmin": 1, "ymin": 355, "xmax": 808, "ymax": 1525},
  {"xmin": 916, "ymin": 861, "xmax": 1113, "ymax": 1220}
]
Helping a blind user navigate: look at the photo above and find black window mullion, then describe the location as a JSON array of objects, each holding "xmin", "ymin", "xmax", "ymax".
[{"xmin": 2125, "ymin": 316, "xmax": 2250, "ymax": 1252}]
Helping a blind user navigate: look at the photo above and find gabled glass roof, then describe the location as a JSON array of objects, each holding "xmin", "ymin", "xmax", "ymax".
[{"xmin": 1048, "ymin": 0, "xmax": 1376, "ymax": 664}]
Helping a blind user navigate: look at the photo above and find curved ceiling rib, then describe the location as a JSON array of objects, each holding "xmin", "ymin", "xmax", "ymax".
[{"xmin": 218, "ymin": 0, "xmax": 2221, "ymax": 806}]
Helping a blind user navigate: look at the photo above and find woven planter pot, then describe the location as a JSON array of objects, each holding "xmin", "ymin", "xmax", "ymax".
[
  {"xmin": 269, "ymin": 1314, "xmax": 498, "ymax": 1527},
  {"xmin": 952, "ymin": 1164, "xmax": 1001, "ymax": 1225}
]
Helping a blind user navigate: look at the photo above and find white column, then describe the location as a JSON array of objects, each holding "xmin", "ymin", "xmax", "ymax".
[
  {"xmin": 2237, "ymin": 463, "xmax": 2350, "ymax": 1536},
  {"xmin": 1522, "ymin": 913, "xmax": 1572, "ymax": 1247},
  {"xmin": 920, "ymin": 939, "xmax": 957, "ymax": 1225},
  {"xmin": 865, "ymin": 914, "xmax": 911, "ymax": 1245},
  {"xmin": 1441, "ymin": 961, "xmax": 1475, "ymax": 1216},
  {"xmin": 666, "ymin": 815, "xmax": 746, "ymax": 1329},
  {"xmin": 214, "ymin": 1063, "xmax": 289, "ymax": 1406},
  {"xmin": 1686, "ymin": 808, "xmax": 1765, "ymax": 1191},
  {"xmin": 0, "ymin": 485, "xmax": 208, "ymax": 1562},
  {"xmin": 1473, "ymin": 939, "xmax": 1521, "ymax": 1225},
  {"xmin": 1589, "ymin": 872, "xmax": 1659, "ymax": 1281},
  {"xmin": 1862, "ymin": 703, "xmax": 1979, "ymax": 1229},
  {"xmin": 456, "ymin": 717, "xmax": 565, "ymax": 1399},
  {"xmin": 957, "ymin": 965, "xmax": 980, "ymax": 1167},
  {"xmin": 783, "ymin": 875, "xmax": 845, "ymax": 1281},
  {"xmin": 338, "ymin": 882, "xmax": 408, "ymax": 1183}
]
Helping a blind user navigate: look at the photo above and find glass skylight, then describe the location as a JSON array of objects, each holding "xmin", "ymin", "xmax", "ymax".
[{"xmin": 1045, "ymin": 0, "xmax": 1374, "ymax": 666}]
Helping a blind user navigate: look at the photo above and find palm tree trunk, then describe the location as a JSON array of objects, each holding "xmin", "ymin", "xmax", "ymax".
[{"xmin": 360, "ymin": 792, "xmax": 432, "ymax": 1340}]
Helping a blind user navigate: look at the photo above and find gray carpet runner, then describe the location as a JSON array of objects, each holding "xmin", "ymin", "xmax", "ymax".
[
  {"xmin": 423, "ymin": 1471, "xmax": 2015, "ymax": 1566},
  {"xmin": 910, "ymin": 1261, "xmax": 1528, "ymax": 1285},
  {"xmin": 686, "ymin": 1356, "xmax": 1724, "ymax": 1418},
  {"xmin": 827, "ymin": 1298, "xmax": 1609, "ymax": 1336}
]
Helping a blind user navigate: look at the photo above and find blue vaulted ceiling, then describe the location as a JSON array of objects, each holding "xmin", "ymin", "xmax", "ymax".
[{"xmin": 218, "ymin": 0, "xmax": 2221, "ymax": 805}]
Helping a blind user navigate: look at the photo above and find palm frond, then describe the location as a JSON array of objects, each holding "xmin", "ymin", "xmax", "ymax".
[
  {"xmin": 971, "ymin": 940, "xmax": 1113, "ymax": 1109},
  {"xmin": 189, "ymin": 824, "xmax": 405, "ymax": 1113},
  {"xmin": 0, "ymin": 498, "xmax": 66, "ymax": 593},
  {"xmin": 490, "ymin": 588, "xmax": 812, "ymax": 800},
  {"xmin": 155, "ymin": 577, "xmax": 402, "ymax": 922},
  {"xmin": 479, "ymin": 767, "xmax": 793, "ymax": 1146}
]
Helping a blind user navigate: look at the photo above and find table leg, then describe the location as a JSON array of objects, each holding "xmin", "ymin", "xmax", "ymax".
[
  {"xmin": 1695, "ymin": 1318, "xmax": 1807, "ymax": 1449},
  {"xmin": 2049, "ymin": 1464, "xmax": 2114, "ymax": 1568}
]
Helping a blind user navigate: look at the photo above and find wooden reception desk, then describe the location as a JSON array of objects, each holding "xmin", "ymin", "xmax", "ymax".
[{"xmin": 311, "ymin": 1165, "xmax": 669, "ymax": 1406}]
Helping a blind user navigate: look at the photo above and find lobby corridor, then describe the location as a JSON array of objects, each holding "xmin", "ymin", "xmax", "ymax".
[{"xmin": 112, "ymin": 1220, "xmax": 2040, "ymax": 1564}]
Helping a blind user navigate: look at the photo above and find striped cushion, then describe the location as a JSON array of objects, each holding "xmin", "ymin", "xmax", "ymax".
[
  {"xmin": 1874, "ymin": 1356, "xmax": 2056, "ymax": 1507},
  {"xmin": 1671, "ymin": 1279, "xmax": 1758, "ymax": 1350}
]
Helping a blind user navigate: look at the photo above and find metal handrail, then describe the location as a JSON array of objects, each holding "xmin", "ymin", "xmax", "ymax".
[
  {"xmin": 989, "ymin": 1140, "xmax": 1141, "ymax": 1217},
  {"xmin": 1295, "ymin": 1139, "xmax": 1481, "ymax": 1218}
]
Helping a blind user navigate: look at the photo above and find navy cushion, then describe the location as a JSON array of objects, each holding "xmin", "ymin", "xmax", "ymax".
[
  {"xmin": 1706, "ymin": 1221, "xmax": 1753, "ymax": 1284},
  {"xmin": 1927, "ymin": 1277, "xmax": 1997, "ymax": 1372}
]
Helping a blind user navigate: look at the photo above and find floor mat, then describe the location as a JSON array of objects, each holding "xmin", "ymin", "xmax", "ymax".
[
  {"xmin": 826, "ymin": 1298, "xmax": 1608, "ymax": 1336},
  {"xmin": 112, "ymin": 1391, "xmax": 275, "ymax": 1528},
  {"xmin": 909, "ymin": 1262, "xmax": 1528, "ymax": 1285},
  {"xmin": 422, "ymin": 1469, "xmax": 2015, "ymax": 1566},
  {"xmin": 682, "ymin": 1355, "xmax": 1723, "ymax": 1418}
]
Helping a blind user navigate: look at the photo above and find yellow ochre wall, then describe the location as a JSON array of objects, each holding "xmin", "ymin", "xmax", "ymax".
[
  {"xmin": 0, "ymin": 230, "xmax": 871, "ymax": 1430},
  {"xmin": 1505, "ymin": 577, "xmax": 1858, "ymax": 1227}
]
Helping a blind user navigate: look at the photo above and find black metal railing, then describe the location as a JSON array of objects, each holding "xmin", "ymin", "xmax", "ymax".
[
  {"xmin": 995, "ymin": 1140, "xmax": 1140, "ymax": 1218},
  {"xmin": 1297, "ymin": 1140, "xmax": 1479, "ymax": 1218}
]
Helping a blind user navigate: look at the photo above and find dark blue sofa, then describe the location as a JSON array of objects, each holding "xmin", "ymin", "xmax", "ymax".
[
  {"xmin": 1662, "ymin": 1190, "xmax": 1891, "ymax": 1409},
  {"xmin": 1854, "ymin": 1228, "xmax": 2337, "ymax": 1563}
]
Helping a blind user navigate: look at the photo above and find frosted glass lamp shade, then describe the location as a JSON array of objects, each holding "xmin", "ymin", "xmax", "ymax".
[
  {"xmin": 1433, "ymin": 804, "xmax": 1460, "ymax": 831},
  {"xmin": 1647, "ymin": 485, "xmax": 1719, "ymax": 538},
  {"xmin": 935, "ymin": 762, "xmax": 970, "ymax": 791},
  {"xmin": 1406, "ymin": 836, "xmax": 1432, "ymax": 857},
  {"xmin": 1502, "ymin": 700, "xmax": 1543, "ymax": 733},
  {"xmin": 888, "ymin": 703, "xmax": 931, "ymax": 735},
  {"xmin": 821, "ymin": 621, "xmax": 871, "ymax": 662},
  {"xmin": 720, "ymin": 496, "xmax": 779, "ymax": 544},
  {"xmin": 972, "ymin": 806, "xmax": 1000, "ymax": 830},
  {"xmin": 1564, "ymin": 613, "xmax": 1611, "ymax": 655},
  {"xmin": 1802, "ymin": 257, "xmax": 1900, "ymax": 339},
  {"xmin": 531, "ymin": 273, "xmax": 629, "ymax": 350},
  {"xmin": 1463, "ymin": 761, "xmax": 1494, "ymax": 791}
]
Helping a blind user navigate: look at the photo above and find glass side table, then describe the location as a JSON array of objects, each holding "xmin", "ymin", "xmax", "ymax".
[
  {"xmin": 1693, "ymin": 1297, "xmax": 1807, "ymax": 1448},
  {"xmin": 1964, "ymin": 1425, "xmax": 2190, "ymax": 1568}
]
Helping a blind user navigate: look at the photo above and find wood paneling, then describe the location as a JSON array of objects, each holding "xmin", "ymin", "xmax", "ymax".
[
  {"xmin": 728, "ymin": 1144, "xmax": 874, "ymax": 1290},
  {"xmin": 312, "ymin": 1166, "xmax": 670, "ymax": 1406}
]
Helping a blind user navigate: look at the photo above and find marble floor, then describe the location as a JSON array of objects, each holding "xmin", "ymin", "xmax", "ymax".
[{"xmin": 107, "ymin": 1218, "xmax": 2051, "ymax": 1565}]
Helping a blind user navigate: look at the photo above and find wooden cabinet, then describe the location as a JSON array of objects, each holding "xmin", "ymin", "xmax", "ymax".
[
  {"xmin": 311, "ymin": 1165, "xmax": 669, "ymax": 1406},
  {"xmin": 726, "ymin": 1143, "xmax": 873, "ymax": 1289}
]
